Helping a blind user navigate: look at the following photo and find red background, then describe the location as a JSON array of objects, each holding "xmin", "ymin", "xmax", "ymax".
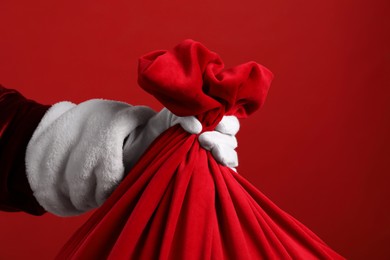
[{"xmin": 1, "ymin": 0, "xmax": 389, "ymax": 259}]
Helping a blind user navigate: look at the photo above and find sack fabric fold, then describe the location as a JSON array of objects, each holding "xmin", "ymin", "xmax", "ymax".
[{"xmin": 57, "ymin": 39, "xmax": 344, "ymax": 259}]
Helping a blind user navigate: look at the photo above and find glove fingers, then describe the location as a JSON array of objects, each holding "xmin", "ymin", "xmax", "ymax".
[
  {"xmin": 215, "ymin": 115, "xmax": 240, "ymax": 135},
  {"xmin": 198, "ymin": 131, "xmax": 238, "ymax": 150},
  {"xmin": 210, "ymin": 144, "xmax": 239, "ymax": 168},
  {"xmin": 177, "ymin": 116, "xmax": 202, "ymax": 134}
]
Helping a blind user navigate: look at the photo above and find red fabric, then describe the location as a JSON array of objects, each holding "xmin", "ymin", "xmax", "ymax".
[
  {"xmin": 58, "ymin": 40, "xmax": 344, "ymax": 259},
  {"xmin": 0, "ymin": 85, "xmax": 49, "ymax": 215}
]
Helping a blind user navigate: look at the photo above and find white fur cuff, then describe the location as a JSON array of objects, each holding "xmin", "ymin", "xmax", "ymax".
[{"xmin": 25, "ymin": 100, "xmax": 155, "ymax": 216}]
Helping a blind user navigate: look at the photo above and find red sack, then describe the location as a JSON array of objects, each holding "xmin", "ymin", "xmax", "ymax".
[{"xmin": 57, "ymin": 40, "xmax": 344, "ymax": 259}]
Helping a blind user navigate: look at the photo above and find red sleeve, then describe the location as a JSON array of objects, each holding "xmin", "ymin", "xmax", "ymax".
[{"xmin": 0, "ymin": 85, "xmax": 50, "ymax": 215}]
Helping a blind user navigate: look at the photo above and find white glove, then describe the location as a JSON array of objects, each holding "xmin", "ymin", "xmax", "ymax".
[
  {"xmin": 198, "ymin": 116, "xmax": 240, "ymax": 170},
  {"xmin": 125, "ymin": 108, "xmax": 240, "ymax": 171},
  {"xmin": 26, "ymin": 100, "xmax": 155, "ymax": 216},
  {"xmin": 123, "ymin": 108, "xmax": 203, "ymax": 170}
]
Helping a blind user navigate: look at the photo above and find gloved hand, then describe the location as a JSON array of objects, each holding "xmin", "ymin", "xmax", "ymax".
[
  {"xmin": 124, "ymin": 108, "xmax": 240, "ymax": 171},
  {"xmin": 199, "ymin": 116, "xmax": 240, "ymax": 171},
  {"xmin": 26, "ymin": 100, "xmax": 156, "ymax": 216},
  {"xmin": 122, "ymin": 108, "xmax": 203, "ymax": 171}
]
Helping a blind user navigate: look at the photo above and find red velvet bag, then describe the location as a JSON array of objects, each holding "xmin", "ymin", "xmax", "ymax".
[{"xmin": 57, "ymin": 40, "xmax": 344, "ymax": 259}]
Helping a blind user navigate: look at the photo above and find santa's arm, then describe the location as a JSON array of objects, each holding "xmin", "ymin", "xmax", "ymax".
[
  {"xmin": 0, "ymin": 85, "xmax": 49, "ymax": 215},
  {"xmin": 0, "ymin": 85, "xmax": 239, "ymax": 217}
]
